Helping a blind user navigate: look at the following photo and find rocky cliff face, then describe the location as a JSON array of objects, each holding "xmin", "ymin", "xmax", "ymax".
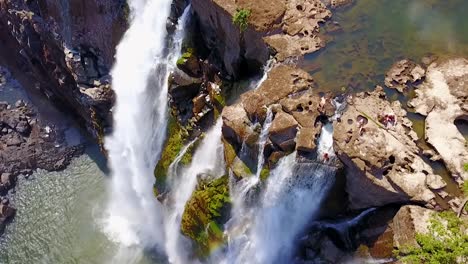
[
  {"xmin": 0, "ymin": 0, "xmax": 127, "ymax": 143},
  {"xmin": 191, "ymin": 0, "xmax": 332, "ymax": 78}
]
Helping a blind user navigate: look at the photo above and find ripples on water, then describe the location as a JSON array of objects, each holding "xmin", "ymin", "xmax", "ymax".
[
  {"xmin": 0, "ymin": 146, "xmax": 153, "ymax": 264},
  {"xmin": 303, "ymin": 0, "xmax": 468, "ymax": 93}
]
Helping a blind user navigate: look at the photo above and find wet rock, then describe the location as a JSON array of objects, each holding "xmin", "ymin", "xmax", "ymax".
[
  {"xmin": 268, "ymin": 111, "xmax": 298, "ymax": 152},
  {"xmin": 169, "ymin": 69, "xmax": 203, "ymax": 101},
  {"xmin": 177, "ymin": 50, "xmax": 202, "ymax": 78},
  {"xmin": 15, "ymin": 120, "xmax": 31, "ymax": 135},
  {"xmin": 241, "ymin": 65, "xmax": 314, "ymax": 121},
  {"xmin": 221, "ymin": 104, "xmax": 257, "ymax": 148},
  {"xmin": 296, "ymin": 128, "xmax": 317, "ymax": 154},
  {"xmin": 409, "ymin": 58, "xmax": 468, "ymax": 182},
  {"xmin": 14, "ymin": 100, "xmax": 25, "ymax": 108},
  {"xmin": 385, "ymin": 59, "xmax": 425, "ymax": 93},
  {"xmin": 333, "ymin": 87, "xmax": 444, "ymax": 209}
]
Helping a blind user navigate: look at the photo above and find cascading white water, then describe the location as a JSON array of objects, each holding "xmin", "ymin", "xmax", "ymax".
[
  {"xmin": 221, "ymin": 119, "xmax": 338, "ymax": 264},
  {"xmin": 254, "ymin": 108, "xmax": 274, "ymax": 179},
  {"xmin": 164, "ymin": 118, "xmax": 225, "ymax": 264},
  {"xmin": 317, "ymin": 123, "xmax": 336, "ymax": 162},
  {"xmin": 249, "ymin": 58, "xmax": 275, "ymax": 90},
  {"xmin": 102, "ymin": 0, "xmax": 189, "ymax": 253}
]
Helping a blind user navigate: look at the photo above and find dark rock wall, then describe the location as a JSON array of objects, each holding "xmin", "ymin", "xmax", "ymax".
[{"xmin": 0, "ymin": 0, "xmax": 127, "ymax": 142}]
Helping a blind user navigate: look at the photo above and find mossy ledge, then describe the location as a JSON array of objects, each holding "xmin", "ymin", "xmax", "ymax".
[
  {"xmin": 153, "ymin": 117, "xmax": 194, "ymax": 194},
  {"xmin": 181, "ymin": 175, "xmax": 231, "ymax": 257}
]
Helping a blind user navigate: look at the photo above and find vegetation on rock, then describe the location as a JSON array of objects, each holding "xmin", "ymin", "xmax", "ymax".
[
  {"xmin": 233, "ymin": 8, "xmax": 251, "ymax": 32},
  {"xmin": 176, "ymin": 48, "xmax": 195, "ymax": 68},
  {"xmin": 260, "ymin": 167, "xmax": 270, "ymax": 181},
  {"xmin": 154, "ymin": 117, "xmax": 193, "ymax": 193},
  {"xmin": 181, "ymin": 175, "xmax": 231, "ymax": 256},
  {"xmin": 395, "ymin": 211, "xmax": 468, "ymax": 264}
]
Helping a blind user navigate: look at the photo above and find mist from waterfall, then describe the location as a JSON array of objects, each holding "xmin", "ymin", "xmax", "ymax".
[
  {"xmin": 220, "ymin": 124, "xmax": 336, "ymax": 264},
  {"xmin": 164, "ymin": 118, "xmax": 225, "ymax": 264},
  {"xmin": 102, "ymin": 0, "xmax": 189, "ymax": 255}
]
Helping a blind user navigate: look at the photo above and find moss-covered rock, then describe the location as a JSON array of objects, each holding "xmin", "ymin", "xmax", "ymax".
[
  {"xmin": 176, "ymin": 48, "xmax": 201, "ymax": 77},
  {"xmin": 181, "ymin": 175, "xmax": 231, "ymax": 257},
  {"xmin": 154, "ymin": 117, "xmax": 193, "ymax": 193},
  {"xmin": 222, "ymin": 138, "xmax": 254, "ymax": 178},
  {"xmin": 259, "ymin": 167, "xmax": 270, "ymax": 181}
]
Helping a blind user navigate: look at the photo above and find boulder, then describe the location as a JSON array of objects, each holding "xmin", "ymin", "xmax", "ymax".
[
  {"xmin": 221, "ymin": 104, "xmax": 256, "ymax": 148},
  {"xmin": 296, "ymin": 128, "xmax": 318, "ymax": 153},
  {"xmin": 169, "ymin": 69, "xmax": 203, "ymax": 101},
  {"xmin": 241, "ymin": 65, "xmax": 314, "ymax": 121},
  {"xmin": 385, "ymin": 59, "xmax": 425, "ymax": 92},
  {"xmin": 268, "ymin": 111, "xmax": 298, "ymax": 152},
  {"xmin": 409, "ymin": 58, "xmax": 468, "ymax": 182},
  {"xmin": 333, "ymin": 87, "xmax": 445, "ymax": 209},
  {"xmin": 392, "ymin": 205, "xmax": 434, "ymax": 251}
]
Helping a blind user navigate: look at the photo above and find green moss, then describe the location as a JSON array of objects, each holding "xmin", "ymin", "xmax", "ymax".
[
  {"xmin": 395, "ymin": 210, "xmax": 468, "ymax": 264},
  {"xmin": 181, "ymin": 176, "xmax": 231, "ymax": 256},
  {"xmin": 260, "ymin": 167, "xmax": 270, "ymax": 181},
  {"xmin": 463, "ymin": 180, "xmax": 468, "ymax": 195},
  {"xmin": 176, "ymin": 48, "xmax": 195, "ymax": 68},
  {"xmin": 232, "ymin": 8, "xmax": 251, "ymax": 32},
  {"xmin": 154, "ymin": 117, "xmax": 192, "ymax": 192}
]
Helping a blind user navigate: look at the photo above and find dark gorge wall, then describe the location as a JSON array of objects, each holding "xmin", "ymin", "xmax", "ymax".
[{"xmin": 0, "ymin": 0, "xmax": 127, "ymax": 142}]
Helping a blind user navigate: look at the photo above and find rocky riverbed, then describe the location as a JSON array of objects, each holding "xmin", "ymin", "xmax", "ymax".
[{"xmin": 0, "ymin": 67, "xmax": 84, "ymax": 235}]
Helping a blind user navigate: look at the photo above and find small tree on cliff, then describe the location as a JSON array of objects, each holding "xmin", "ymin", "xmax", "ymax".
[{"xmin": 233, "ymin": 8, "xmax": 251, "ymax": 32}]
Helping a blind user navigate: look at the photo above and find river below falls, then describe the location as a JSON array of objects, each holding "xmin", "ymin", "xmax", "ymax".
[{"xmin": 0, "ymin": 145, "xmax": 157, "ymax": 264}]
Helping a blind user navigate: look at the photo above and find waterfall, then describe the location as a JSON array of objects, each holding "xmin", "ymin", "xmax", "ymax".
[
  {"xmin": 254, "ymin": 108, "xmax": 274, "ymax": 179},
  {"xmin": 164, "ymin": 118, "xmax": 225, "ymax": 264},
  {"xmin": 249, "ymin": 58, "xmax": 275, "ymax": 90},
  {"xmin": 220, "ymin": 120, "xmax": 337, "ymax": 264},
  {"xmin": 102, "ymin": 0, "xmax": 189, "ymax": 251}
]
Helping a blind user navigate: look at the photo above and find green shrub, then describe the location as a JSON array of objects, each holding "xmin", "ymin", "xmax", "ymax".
[
  {"xmin": 395, "ymin": 211, "xmax": 468, "ymax": 263},
  {"xmin": 232, "ymin": 8, "xmax": 251, "ymax": 32}
]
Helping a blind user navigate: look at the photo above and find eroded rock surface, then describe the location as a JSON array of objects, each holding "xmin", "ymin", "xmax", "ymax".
[
  {"xmin": 192, "ymin": 0, "xmax": 332, "ymax": 77},
  {"xmin": 0, "ymin": 0, "xmax": 126, "ymax": 142},
  {"xmin": 333, "ymin": 87, "xmax": 445, "ymax": 209},
  {"xmin": 0, "ymin": 100, "xmax": 83, "ymax": 235},
  {"xmin": 409, "ymin": 59, "xmax": 468, "ymax": 182},
  {"xmin": 385, "ymin": 59, "xmax": 426, "ymax": 93},
  {"xmin": 221, "ymin": 66, "xmax": 334, "ymax": 176}
]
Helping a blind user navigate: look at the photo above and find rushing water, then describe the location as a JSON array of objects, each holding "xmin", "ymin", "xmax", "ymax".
[
  {"xmin": 220, "ymin": 123, "xmax": 337, "ymax": 264},
  {"xmin": 103, "ymin": 0, "xmax": 187, "ymax": 255},
  {"xmin": 163, "ymin": 118, "xmax": 225, "ymax": 264},
  {"xmin": 303, "ymin": 0, "xmax": 468, "ymax": 93},
  {"xmin": 0, "ymin": 146, "xmax": 158, "ymax": 264}
]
